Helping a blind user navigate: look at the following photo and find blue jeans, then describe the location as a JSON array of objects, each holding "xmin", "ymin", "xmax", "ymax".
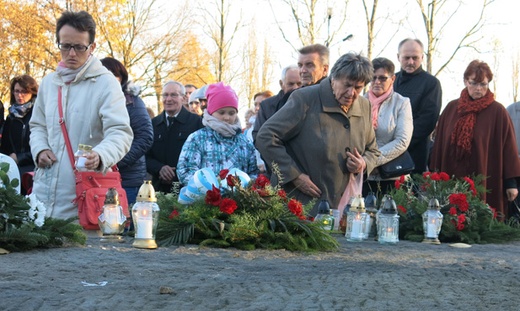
[{"xmin": 124, "ymin": 187, "xmax": 139, "ymax": 232}]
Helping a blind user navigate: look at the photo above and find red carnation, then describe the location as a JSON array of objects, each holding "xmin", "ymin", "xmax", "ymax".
[
  {"xmin": 397, "ymin": 205, "xmax": 407, "ymax": 214},
  {"xmin": 456, "ymin": 223, "xmax": 465, "ymax": 231},
  {"xmin": 288, "ymin": 199, "xmax": 304, "ymax": 217},
  {"xmin": 205, "ymin": 185, "xmax": 222, "ymax": 206},
  {"xmin": 218, "ymin": 169, "xmax": 230, "ymax": 180},
  {"xmin": 278, "ymin": 189, "xmax": 287, "ymax": 200},
  {"xmin": 399, "ymin": 175, "xmax": 406, "ymax": 183},
  {"xmin": 439, "ymin": 172, "xmax": 450, "ymax": 181},
  {"xmin": 489, "ymin": 206, "xmax": 497, "ymax": 219},
  {"xmin": 458, "ymin": 213, "xmax": 466, "ymax": 224},
  {"xmin": 169, "ymin": 210, "xmax": 179, "ymax": 219},
  {"xmin": 395, "ymin": 179, "xmax": 401, "ymax": 190},
  {"xmin": 430, "ymin": 172, "xmax": 440, "ymax": 181},
  {"xmin": 463, "ymin": 177, "xmax": 477, "ymax": 196},
  {"xmin": 255, "ymin": 174, "xmax": 270, "ymax": 188},
  {"xmin": 423, "ymin": 172, "xmax": 431, "ymax": 178},
  {"xmin": 219, "ymin": 198, "xmax": 238, "ymax": 214},
  {"xmin": 449, "ymin": 207, "xmax": 457, "ymax": 215},
  {"xmin": 449, "ymin": 193, "xmax": 469, "ymax": 212},
  {"xmin": 226, "ymin": 174, "xmax": 238, "ymax": 187}
]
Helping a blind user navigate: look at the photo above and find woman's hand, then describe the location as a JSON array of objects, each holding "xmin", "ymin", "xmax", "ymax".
[
  {"xmin": 346, "ymin": 148, "xmax": 366, "ymax": 174},
  {"xmin": 37, "ymin": 150, "xmax": 57, "ymax": 168},
  {"xmin": 84, "ymin": 151, "xmax": 102, "ymax": 171},
  {"xmin": 293, "ymin": 173, "xmax": 321, "ymax": 198},
  {"xmin": 506, "ymin": 188, "xmax": 518, "ymax": 202}
]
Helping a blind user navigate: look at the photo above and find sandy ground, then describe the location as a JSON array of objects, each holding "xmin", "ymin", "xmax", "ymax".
[{"xmin": 1, "ymin": 234, "xmax": 520, "ymax": 311}]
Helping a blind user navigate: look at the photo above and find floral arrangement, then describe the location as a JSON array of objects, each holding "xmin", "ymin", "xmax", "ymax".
[
  {"xmin": 390, "ymin": 172, "xmax": 520, "ymax": 244},
  {"xmin": 155, "ymin": 168, "xmax": 339, "ymax": 251},
  {"xmin": 0, "ymin": 163, "xmax": 86, "ymax": 252}
]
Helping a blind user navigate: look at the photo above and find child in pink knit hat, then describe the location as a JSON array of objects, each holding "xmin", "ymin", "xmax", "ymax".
[{"xmin": 177, "ymin": 82, "xmax": 259, "ymax": 185}]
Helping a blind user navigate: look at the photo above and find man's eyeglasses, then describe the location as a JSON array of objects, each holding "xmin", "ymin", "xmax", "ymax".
[
  {"xmin": 372, "ymin": 76, "xmax": 389, "ymax": 83},
  {"xmin": 14, "ymin": 89, "xmax": 29, "ymax": 95},
  {"xmin": 468, "ymin": 81, "xmax": 488, "ymax": 88},
  {"xmin": 162, "ymin": 93, "xmax": 182, "ymax": 98},
  {"xmin": 58, "ymin": 43, "xmax": 91, "ymax": 52}
]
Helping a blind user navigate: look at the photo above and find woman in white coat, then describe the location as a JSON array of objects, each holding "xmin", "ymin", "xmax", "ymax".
[
  {"xmin": 363, "ymin": 57, "xmax": 413, "ymax": 196},
  {"xmin": 30, "ymin": 11, "xmax": 132, "ymax": 220}
]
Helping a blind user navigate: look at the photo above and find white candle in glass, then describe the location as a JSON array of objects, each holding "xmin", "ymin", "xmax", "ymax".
[
  {"xmin": 136, "ymin": 210, "xmax": 153, "ymax": 239},
  {"xmin": 104, "ymin": 206, "xmax": 120, "ymax": 233},
  {"xmin": 385, "ymin": 227, "xmax": 397, "ymax": 242},
  {"xmin": 351, "ymin": 218, "xmax": 362, "ymax": 238},
  {"xmin": 427, "ymin": 219, "xmax": 437, "ymax": 238}
]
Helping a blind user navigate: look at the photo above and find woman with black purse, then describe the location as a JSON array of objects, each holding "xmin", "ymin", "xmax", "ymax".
[{"xmin": 362, "ymin": 58, "xmax": 413, "ymax": 196}]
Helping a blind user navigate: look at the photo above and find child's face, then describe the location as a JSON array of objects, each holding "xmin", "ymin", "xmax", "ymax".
[{"xmin": 212, "ymin": 107, "xmax": 238, "ymax": 124}]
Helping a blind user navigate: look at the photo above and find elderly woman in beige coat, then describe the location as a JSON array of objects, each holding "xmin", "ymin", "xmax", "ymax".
[{"xmin": 256, "ymin": 52, "xmax": 380, "ymax": 216}]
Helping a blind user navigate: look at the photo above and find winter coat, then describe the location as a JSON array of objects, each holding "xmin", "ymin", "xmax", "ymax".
[
  {"xmin": 146, "ymin": 107, "xmax": 203, "ymax": 193},
  {"xmin": 506, "ymin": 102, "xmax": 520, "ymax": 157},
  {"xmin": 30, "ymin": 56, "xmax": 133, "ymax": 220},
  {"xmin": 365, "ymin": 91, "xmax": 413, "ymax": 181},
  {"xmin": 394, "ymin": 67, "xmax": 442, "ymax": 173},
  {"xmin": 430, "ymin": 99, "xmax": 520, "ymax": 219},
  {"xmin": 0, "ymin": 107, "xmax": 35, "ymax": 175},
  {"xmin": 117, "ymin": 82, "xmax": 153, "ymax": 188},
  {"xmin": 256, "ymin": 77, "xmax": 380, "ymax": 215},
  {"xmin": 177, "ymin": 127, "xmax": 259, "ymax": 185}
]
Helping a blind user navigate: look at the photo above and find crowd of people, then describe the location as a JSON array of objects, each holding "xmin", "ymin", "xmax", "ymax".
[{"xmin": 2, "ymin": 10, "xmax": 520, "ymax": 228}]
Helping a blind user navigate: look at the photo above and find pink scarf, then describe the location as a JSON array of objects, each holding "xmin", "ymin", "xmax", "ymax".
[{"xmin": 368, "ymin": 86, "xmax": 393, "ymax": 129}]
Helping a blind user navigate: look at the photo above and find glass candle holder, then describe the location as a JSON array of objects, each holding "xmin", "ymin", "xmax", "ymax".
[
  {"xmin": 422, "ymin": 198, "xmax": 443, "ymax": 245},
  {"xmin": 98, "ymin": 188, "xmax": 126, "ymax": 242},
  {"xmin": 345, "ymin": 195, "xmax": 367, "ymax": 242},
  {"xmin": 377, "ymin": 195, "xmax": 399, "ymax": 245},
  {"xmin": 132, "ymin": 181, "xmax": 160, "ymax": 249}
]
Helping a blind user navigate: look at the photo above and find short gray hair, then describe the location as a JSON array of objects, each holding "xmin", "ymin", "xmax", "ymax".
[
  {"xmin": 298, "ymin": 44, "xmax": 330, "ymax": 66},
  {"xmin": 281, "ymin": 64, "xmax": 299, "ymax": 81},
  {"xmin": 330, "ymin": 52, "xmax": 373, "ymax": 85},
  {"xmin": 162, "ymin": 80, "xmax": 185, "ymax": 95}
]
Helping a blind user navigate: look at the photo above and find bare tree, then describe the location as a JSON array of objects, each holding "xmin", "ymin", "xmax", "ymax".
[
  {"xmin": 361, "ymin": 0, "xmax": 404, "ymax": 61},
  {"xmin": 512, "ymin": 52, "xmax": 520, "ymax": 103},
  {"xmin": 199, "ymin": 0, "xmax": 243, "ymax": 83},
  {"xmin": 415, "ymin": 0, "xmax": 495, "ymax": 76},
  {"xmin": 268, "ymin": 0, "xmax": 348, "ymax": 51},
  {"xmin": 240, "ymin": 25, "xmax": 276, "ymax": 108}
]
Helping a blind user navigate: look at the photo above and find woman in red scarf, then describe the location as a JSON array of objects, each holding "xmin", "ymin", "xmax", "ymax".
[{"xmin": 430, "ymin": 60, "xmax": 520, "ymax": 220}]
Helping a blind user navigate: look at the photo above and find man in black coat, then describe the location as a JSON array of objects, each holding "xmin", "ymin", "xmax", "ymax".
[
  {"xmin": 393, "ymin": 38, "xmax": 442, "ymax": 174},
  {"xmin": 146, "ymin": 81, "xmax": 203, "ymax": 193}
]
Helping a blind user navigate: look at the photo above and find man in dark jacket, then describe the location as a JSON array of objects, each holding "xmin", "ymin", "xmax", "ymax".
[
  {"xmin": 146, "ymin": 81, "xmax": 203, "ymax": 193},
  {"xmin": 393, "ymin": 38, "xmax": 442, "ymax": 174}
]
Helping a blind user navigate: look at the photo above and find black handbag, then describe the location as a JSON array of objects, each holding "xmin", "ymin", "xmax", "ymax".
[{"xmin": 378, "ymin": 151, "xmax": 415, "ymax": 179}]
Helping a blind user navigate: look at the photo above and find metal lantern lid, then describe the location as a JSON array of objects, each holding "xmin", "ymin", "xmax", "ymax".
[
  {"xmin": 349, "ymin": 195, "xmax": 366, "ymax": 213},
  {"xmin": 317, "ymin": 199, "xmax": 331, "ymax": 214},
  {"xmin": 428, "ymin": 197, "xmax": 440, "ymax": 210},
  {"xmin": 381, "ymin": 195, "xmax": 397, "ymax": 215},
  {"xmin": 104, "ymin": 187, "xmax": 120, "ymax": 205},
  {"xmin": 365, "ymin": 192, "xmax": 378, "ymax": 211},
  {"xmin": 136, "ymin": 180, "xmax": 157, "ymax": 202}
]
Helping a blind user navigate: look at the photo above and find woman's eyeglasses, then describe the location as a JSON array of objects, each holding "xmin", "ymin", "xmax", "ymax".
[{"xmin": 372, "ymin": 76, "xmax": 389, "ymax": 82}]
